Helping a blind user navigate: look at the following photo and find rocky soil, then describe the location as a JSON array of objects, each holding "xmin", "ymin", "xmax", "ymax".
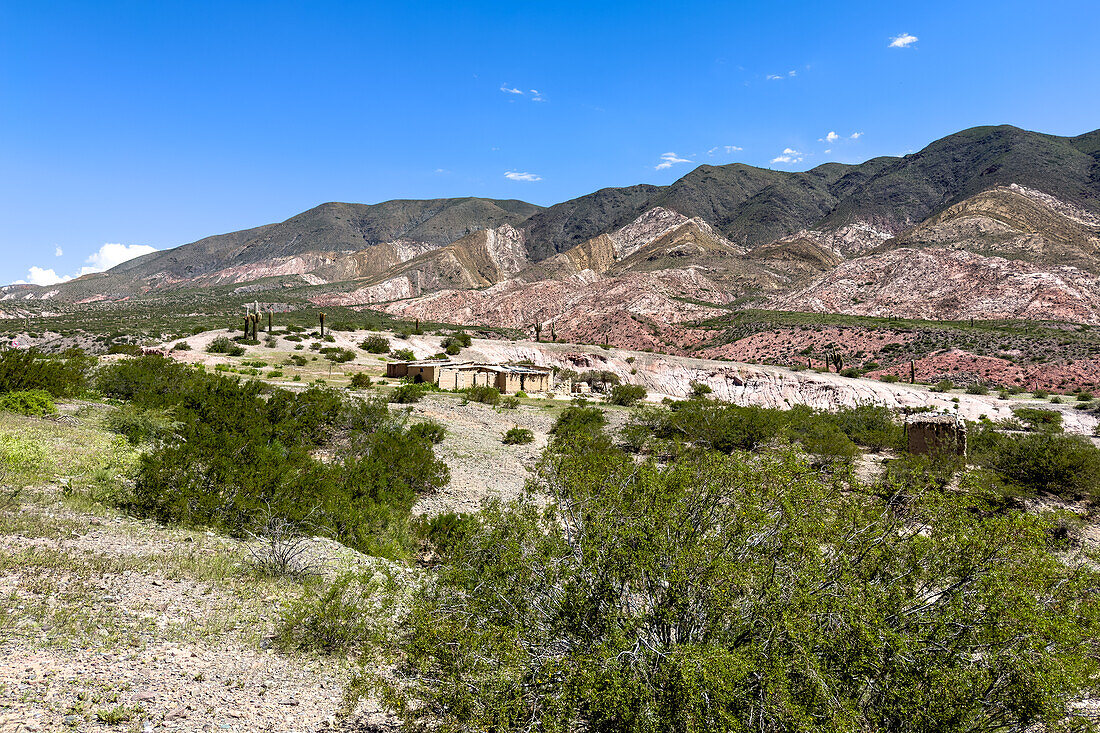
[{"xmin": 0, "ymin": 489, "xmax": 388, "ymax": 733}]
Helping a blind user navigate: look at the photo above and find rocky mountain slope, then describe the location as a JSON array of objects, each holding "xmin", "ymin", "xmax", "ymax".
[{"xmin": 8, "ymin": 124, "xmax": 1100, "ymax": 336}]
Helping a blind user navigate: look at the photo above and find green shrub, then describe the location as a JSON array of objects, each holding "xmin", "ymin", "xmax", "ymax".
[
  {"xmin": 609, "ymin": 384, "xmax": 647, "ymax": 406},
  {"xmin": 206, "ymin": 336, "xmax": 245, "ymax": 356},
  {"xmin": 391, "ymin": 348, "xmax": 415, "ymax": 361},
  {"xmin": 0, "ymin": 434, "xmax": 48, "ymax": 472},
  {"xmin": 408, "ymin": 420, "xmax": 446, "ymax": 445},
  {"xmin": 0, "ymin": 389, "xmax": 56, "ymax": 417},
  {"xmin": 501, "ymin": 396, "xmax": 520, "ymax": 409},
  {"xmin": 390, "ymin": 383, "xmax": 428, "ymax": 404},
  {"xmin": 930, "ymin": 379, "xmax": 954, "ymax": 393},
  {"xmin": 285, "ymin": 354, "xmax": 308, "ymax": 366},
  {"xmin": 441, "ymin": 331, "xmax": 472, "ymax": 355},
  {"xmin": 171, "ymin": 341, "xmax": 191, "ymax": 351},
  {"xmin": 465, "ymin": 385, "xmax": 501, "ymax": 406},
  {"xmin": 830, "ymin": 403, "xmax": 904, "ymax": 451},
  {"xmin": 349, "ymin": 373, "xmax": 373, "ymax": 389},
  {"xmin": 369, "ymin": 444, "xmax": 1100, "ymax": 733},
  {"xmin": 969, "ymin": 423, "xmax": 1100, "ymax": 499},
  {"xmin": 502, "ymin": 426, "xmax": 534, "ymax": 445},
  {"xmin": 104, "ymin": 404, "xmax": 181, "ymax": 445},
  {"xmin": 1012, "ymin": 407, "xmax": 1063, "ymax": 432},
  {"xmin": 1077, "ymin": 391, "xmax": 1094, "ymax": 402},
  {"xmin": 879, "ymin": 373, "xmax": 900, "ymax": 383},
  {"xmin": 277, "ymin": 572, "xmax": 393, "ymax": 654},
  {"xmin": 0, "ymin": 349, "xmax": 93, "ymax": 397},
  {"xmin": 423, "ymin": 512, "xmax": 477, "ymax": 556},
  {"xmin": 689, "ymin": 381, "xmax": 712, "ymax": 396},
  {"xmin": 551, "ymin": 405, "xmax": 607, "ymax": 440},
  {"xmin": 575, "ymin": 370, "xmax": 620, "ymax": 390},
  {"xmin": 360, "ymin": 335, "xmax": 390, "ymax": 354},
  {"xmin": 966, "ymin": 382, "xmax": 990, "ymax": 395},
  {"xmin": 95, "ymin": 357, "xmax": 448, "ymax": 557}
]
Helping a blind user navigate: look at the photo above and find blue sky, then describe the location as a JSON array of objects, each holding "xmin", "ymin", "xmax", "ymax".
[{"xmin": 2, "ymin": 0, "xmax": 1098, "ymax": 285}]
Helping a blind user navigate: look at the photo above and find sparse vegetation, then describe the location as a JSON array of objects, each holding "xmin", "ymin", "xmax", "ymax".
[{"xmin": 502, "ymin": 426, "xmax": 534, "ymax": 444}]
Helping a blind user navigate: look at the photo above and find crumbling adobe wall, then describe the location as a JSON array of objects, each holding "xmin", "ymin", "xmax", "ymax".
[{"xmin": 906, "ymin": 416, "xmax": 967, "ymax": 456}]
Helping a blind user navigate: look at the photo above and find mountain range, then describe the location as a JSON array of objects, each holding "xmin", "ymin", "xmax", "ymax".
[{"xmin": 6, "ymin": 124, "xmax": 1100, "ymax": 342}]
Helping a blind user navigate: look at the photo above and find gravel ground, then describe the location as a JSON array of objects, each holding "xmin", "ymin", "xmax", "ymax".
[{"xmin": 0, "ymin": 495, "xmax": 397, "ymax": 733}]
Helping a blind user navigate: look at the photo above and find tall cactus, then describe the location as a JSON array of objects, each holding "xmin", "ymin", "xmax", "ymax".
[
  {"xmin": 827, "ymin": 351, "xmax": 844, "ymax": 373},
  {"xmin": 319, "ymin": 313, "xmax": 325, "ymax": 337}
]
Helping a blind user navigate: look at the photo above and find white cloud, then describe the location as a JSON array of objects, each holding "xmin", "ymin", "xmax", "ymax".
[
  {"xmin": 889, "ymin": 33, "xmax": 918, "ymax": 48},
  {"xmin": 530, "ymin": 89, "xmax": 545, "ymax": 102},
  {"xmin": 766, "ymin": 74, "xmax": 783, "ymax": 81},
  {"xmin": 771, "ymin": 148, "xmax": 803, "ymax": 164},
  {"xmin": 707, "ymin": 145, "xmax": 743, "ymax": 156},
  {"xmin": 500, "ymin": 84, "xmax": 524, "ymax": 94},
  {"xmin": 54, "ymin": 246, "xmax": 63, "ymax": 257},
  {"xmin": 788, "ymin": 70, "xmax": 797, "ymax": 77},
  {"xmin": 824, "ymin": 149, "xmax": 832, "ymax": 154},
  {"xmin": 850, "ymin": 131, "xmax": 863, "ymax": 139},
  {"xmin": 655, "ymin": 152, "xmax": 692, "ymax": 170},
  {"xmin": 10, "ymin": 242, "xmax": 158, "ymax": 286},
  {"xmin": 16, "ymin": 267, "xmax": 71, "ymax": 286},
  {"xmin": 824, "ymin": 131, "xmax": 840, "ymax": 143},
  {"xmin": 82, "ymin": 242, "xmax": 158, "ymax": 272},
  {"xmin": 504, "ymin": 171, "xmax": 541, "ymax": 182}
]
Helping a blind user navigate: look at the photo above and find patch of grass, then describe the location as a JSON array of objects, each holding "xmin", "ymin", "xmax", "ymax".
[{"xmin": 96, "ymin": 705, "xmax": 144, "ymax": 725}]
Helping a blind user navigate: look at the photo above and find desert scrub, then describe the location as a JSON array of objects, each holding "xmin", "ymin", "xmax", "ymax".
[
  {"xmin": 0, "ymin": 389, "xmax": 57, "ymax": 417},
  {"xmin": 349, "ymin": 373, "xmax": 373, "ymax": 389},
  {"xmin": 0, "ymin": 410, "xmax": 140, "ymax": 488},
  {"xmin": 502, "ymin": 427, "xmax": 534, "ymax": 445},
  {"xmin": 277, "ymin": 571, "xmax": 402, "ymax": 655},
  {"xmin": 608, "ymin": 384, "xmax": 646, "ymax": 406},
  {"xmin": 95, "ymin": 357, "xmax": 449, "ymax": 558},
  {"xmin": 0, "ymin": 348, "xmax": 94, "ymax": 397},
  {"xmin": 464, "ymin": 385, "xmax": 501, "ymax": 406},
  {"xmin": 968, "ymin": 421, "xmax": 1100, "ymax": 500},
  {"xmin": 364, "ymin": 435, "xmax": 1100, "ymax": 733},
  {"xmin": 205, "ymin": 336, "xmax": 245, "ymax": 356},
  {"xmin": 389, "ymin": 383, "xmax": 428, "ymax": 404},
  {"xmin": 104, "ymin": 404, "xmax": 181, "ymax": 445},
  {"xmin": 359, "ymin": 335, "xmax": 390, "ymax": 354}
]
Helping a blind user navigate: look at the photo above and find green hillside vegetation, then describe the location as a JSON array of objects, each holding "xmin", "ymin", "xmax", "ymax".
[{"xmin": 94, "ymin": 356, "xmax": 448, "ymax": 558}]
